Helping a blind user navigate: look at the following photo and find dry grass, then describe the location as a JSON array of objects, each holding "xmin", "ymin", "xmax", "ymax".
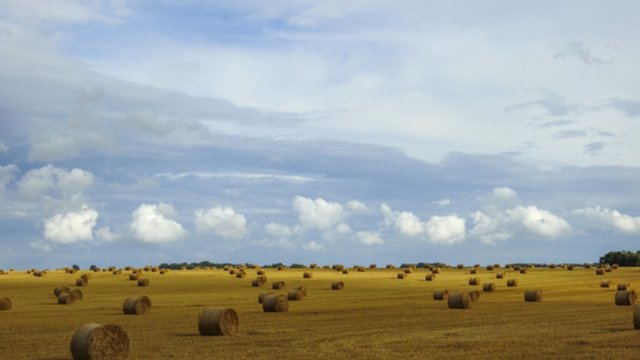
[{"xmin": 0, "ymin": 267, "xmax": 639, "ymax": 358}]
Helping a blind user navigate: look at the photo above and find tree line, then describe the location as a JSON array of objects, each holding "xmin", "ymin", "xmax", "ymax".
[{"xmin": 599, "ymin": 250, "xmax": 640, "ymax": 266}]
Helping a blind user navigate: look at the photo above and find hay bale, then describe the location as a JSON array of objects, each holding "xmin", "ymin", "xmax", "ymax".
[
  {"xmin": 496, "ymin": 273, "xmax": 504, "ymax": 279},
  {"xmin": 137, "ymin": 279, "xmax": 149, "ymax": 287},
  {"xmin": 342, "ymin": 269, "xmax": 349, "ymax": 274},
  {"xmin": 432, "ymin": 268, "xmax": 441, "ymax": 274},
  {"xmin": 397, "ymin": 273, "xmax": 405, "ymax": 279},
  {"xmin": 70, "ymin": 289, "xmax": 83, "ymax": 300},
  {"xmin": 257, "ymin": 270, "xmax": 265, "ymax": 275},
  {"xmin": 235, "ymin": 272, "xmax": 246, "ymax": 279},
  {"xmin": 433, "ymin": 290, "xmax": 448, "ymax": 301},
  {"xmin": 54, "ymin": 286, "xmax": 71, "ymax": 297},
  {"xmin": 595, "ymin": 268, "xmax": 605, "ymax": 275},
  {"xmin": 468, "ymin": 278, "xmax": 480, "ymax": 286},
  {"xmin": 447, "ymin": 293, "xmax": 471, "ymax": 309},
  {"xmin": 331, "ymin": 281, "xmax": 344, "ymax": 290},
  {"xmin": 634, "ymin": 304, "xmax": 640, "ymax": 330},
  {"xmin": 303, "ymin": 272, "xmax": 313, "ymax": 279},
  {"xmin": 198, "ymin": 308, "xmax": 239, "ymax": 336},
  {"xmin": 601, "ymin": 280, "xmax": 612, "ymax": 288},
  {"xmin": 425, "ymin": 274, "xmax": 436, "ymax": 281},
  {"xmin": 524, "ymin": 290, "xmax": 542, "ymax": 302},
  {"xmin": 457, "ymin": 264, "xmax": 464, "ymax": 269},
  {"xmin": 76, "ymin": 278, "xmax": 88, "ymax": 287},
  {"xmin": 288, "ymin": 289, "xmax": 304, "ymax": 301},
  {"xmin": 272, "ymin": 281, "xmax": 285, "ymax": 290},
  {"xmin": 483, "ymin": 283, "xmax": 496, "ymax": 292},
  {"xmin": 70, "ymin": 323, "xmax": 129, "ymax": 360},
  {"xmin": 567, "ymin": 265, "xmax": 574, "ymax": 270},
  {"xmin": 403, "ymin": 268, "xmax": 412, "ymax": 274},
  {"xmin": 251, "ymin": 279, "xmax": 262, "ymax": 287},
  {"xmin": 386, "ymin": 264, "xmax": 396, "ymax": 269},
  {"xmin": 258, "ymin": 292, "xmax": 273, "ymax": 303},
  {"xmin": 0, "ymin": 297, "xmax": 11, "ymax": 310},
  {"xmin": 615, "ymin": 290, "xmax": 637, "ymax": 306},
  {"xmin": 470, "ymin": 269, "xmax": 477, "ymax": 274},
  {"xmin": 81, "ymin": 273, "xmax": 91, "ymax": 281},
  {"xmin": 129, "ymin": 274, "xmax": 140, "ymax": 281},
  {"xmin": 618, "ymin": 283, "xmax": 630, "ymax": 291},
  {"xmin": 295, "ymin": 286, "xmax": 308, "ymax": 296},
  {"xmin": 486, "ymin": 265, "xmax": 494, "ymax": 271},
  {"xmin": 369, "ymin": 264, "xmax": 377, "ymax": 269},
  {"xmin": 262, "ymin": 294, "xmax": 289, "ymax": 312},
  {"xmin": 507, "ymin": 279, "xmax": 518, "ymax": 287},
  {"xmin": 469, "ymin": 290, "xmax": 481, "ymax": 302},
  {"xmin": 122, "ymin": 296, "xmax": 151, "ymax": 315},
  {"xmin": 519, "ymin": 269, "xmax": 527, "ymax": 274},
  {"xmin": 58, "ymin": 293, "xmax": 77, "ymax": 305}
]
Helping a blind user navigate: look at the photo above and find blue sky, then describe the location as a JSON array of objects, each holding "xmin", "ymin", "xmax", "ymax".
[{"xmin": 1, "ymin": 1, "xmax": 639, "ymax": 269}]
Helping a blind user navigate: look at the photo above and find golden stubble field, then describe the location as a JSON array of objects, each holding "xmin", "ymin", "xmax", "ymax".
[{"xmin": 1, "ymin": 265, "xmax": 639, "ymax": 359}]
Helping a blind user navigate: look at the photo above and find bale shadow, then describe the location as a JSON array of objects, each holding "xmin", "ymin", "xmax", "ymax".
[{"xmin": 174, "ymin": 333, "xmax": 199, "ymax": 337}]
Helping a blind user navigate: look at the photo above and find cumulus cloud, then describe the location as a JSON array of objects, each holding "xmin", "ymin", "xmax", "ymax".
[
  {"xmin": 302, "ymin": 240, "xmax": 325, "ymax": 251},
  {"xmin": 0, "ymin": 164, "xmax": 19, "ymax": 196},
  {"xmin": 293, "ymin": 196, "xmax": 344, "ymax": 230},
  {"xmin": 43, "ymin": 206, "xmax": 98, "ymax": 244},
  {"xmin": 345, "ymin": 200, "xmax": 367, "ymax": 212},
  {"xmin": 0, "ymin": 141, "xmax": 8, "ymax": 154},
  {"xmin": 573, "ymin": 206, "xmax": 640, "ymax": 234},
  {"xmin": 381, "ymin": 203, "xmax": 424, "ymax": 237},
  {"xmin": 492, "ymin": 187, "xmax": 518, "ymax": 202},
  {"xmin": 432, "ymin": 198, "xmax": 451, "ymax": 206},
  {"xmin": 195, "ymin": 206, "xmax": 248, "ymax": 240},
  {"xmin": 265, "ymin": 222, "xmax": 293, "ymax": 237},
  {"xmin": 15, "ymin": 165, "xmax": 93, "ymax": 203},
  {"xmin": 471, "ymin": 205, "xmax": 571, "ymax": 244},
  {"xmin": 425, "ymin": 214, "xmax": 466, "ymax": 244},
  {"xmin": 95, "ymin": 226, "xmax": 118, "ymax": 242},
  {"xmin": 356, "ymin": 231, "xmax": 383, "ymax": 245},
  {"xmin": 130, "ymin": 203, "xmax": 188, "ymax": 243}
]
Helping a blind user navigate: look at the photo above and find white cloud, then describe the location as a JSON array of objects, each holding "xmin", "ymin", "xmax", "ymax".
[
  {"xmin": 265, "ymin": 222, "xmax": 293, "ymax": 237},
  {"xmin": 470, "ymin": 211, "xmax": 512, "ymax": 245},
  {"xmin": 0, "ymin": 164, "xmax": 19, "ymax": 196},
  {"xmin": 252, "ymin": 238, "xmax": 296, "ymax": 249},
  {"xmin": 0, "ymin": 141, "xmax": 8, "ymax": 154},
  {"xmin": 302, "ymin": 240, "xmax": 325, "ymax": 251},
  {"xmin": 130, "ymin": 203, "xmax": 188, "ymax": 243},
  {"xmin": 43, "ymin": 206, "xmax": 98, "ymax": 244},
  {"xmin": 507, "ymin": 206, "xmax": 571, "ymax": 238},
  {"xmin": 345, "ymin": 200, "xmax": 367, "ymax": 212},
  {"xmin": 293, "ymin": 196, "xmax": 344, "ymax": 230},
  {"xmin": 194, "ymin": 206, "xmax": 248, "ymax": 240},
  {"xmin": 95, "ymin": 226, "xmax": 118, "ymax": 242},
  {"xmin": 492, "ymin": 187, "xmax": 518, "ymax": 202},
  {"xmin": 335, "ymin": 222, "xmax": 352, "ymax": 235},
  {"xmin": 432, "ymin": 198, "xmax": 451, "ymax": 206},
  {"xmin": 573, "ymin": 206, "xmax": 640, "ymax": 234},
  {"xmin": 425, "ymin": 214, "xmax": 466, "ymax": 244},
  {"xmin": 356, "ymin": 231, "xmax": 383, "ymax": 245},
  {"xmin": 381, "ymin": 203, "xmax": 424, "ymax": 237},
  {"xmin": 15, "ymin": 165, "xmax": 94, "ymax": 202}
]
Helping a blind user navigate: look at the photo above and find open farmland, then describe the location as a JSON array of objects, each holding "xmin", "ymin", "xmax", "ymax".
[{"xmin": 1, "ymin": 265, "xmax": 639, "ymax": 359}]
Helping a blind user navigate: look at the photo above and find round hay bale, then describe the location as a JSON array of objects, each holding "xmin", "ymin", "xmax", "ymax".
[
  {"xmin": 457, "ymin": 264, "xmax": 464, "ymax": 269},
  {"xmin": 432, "ymin": 268, "xmax": 441, "ymax": 274},
  {"xmin": 618, "ymin": 283, "xmax": 630, "ymax": 291},
  {"xmin": 272, "ymin": 281, "xmax": 285, "ymax": 290},
  {"xmin": 58, "ymin": 293, "xmax": 77, "ymax": 305},
  {"xmin": 403, "ymin": 268, "xmax": 412, "ymax": 274},
  {"xmin": 129, "ymin": 274, "xmax": 140, "ymax": 281},
  {"xmin": 0, "ymin": 297, "xmax": 11, "ymax": 310},
  {"xmin": 483, "ymin": 283, "xmax": 496, "ymax": 292},
  {"xmin": 468, "ymin": 278, "xmax": 480, "ymax": 286},
  {"xmin": 386, "ymin": 264, "xmax": 396, "ymax": 269},
  {"xmin": 634, "ymin": 304, "xmax": 640, "ymax": 330},
  {"xmin": 519, "ymin": 269, "xmax": 527, "ymax": 274},
  {"xmin": 137, "ymin": 279, "xmax": 150, "ymax": 287},
  {"xmin": 601, "ymin": 280, "xmax": 612, "ymax": 288},
  {"xmin": 76, "ymin": 278, "xmax": 88, "ymax": 287},
  {"xmin": 369, "ymin": 264, "xmax": 377, "ymax": 269},
  {"xmin": 288, "ymin": 289, "xmax": 304, "ymax": 301},
  {"xmin": 70, "ymin": 323, "xmax": 129, "ymax": 360},
  {"xmin": 54, "ymin": 286, "xmax": 71, "ymax": 297},
  {"xmin": 496, "ymin": 273, "xmax": 504, "ymax": 279},
  {"xmin": 486, "ymin": 265, "xmax": 494, "ymax": 271},
  {"xmin": 342, "ymin": 269, "xmax": 349, "ymax": 274},
  {"xmin": 235, "ymin": 272, "xmax": 246, "ymax": 279},
  {"xmin": 198, "ymin": 308, "xmax": 239, "ymax": 336},
  {"xmin": 122, "ymin": 296, "xmax": 151, "ymax": 315},
  {"xmin": 81, "ymin": 273, "xmax": 91, "ymax": 281},
  {"xmin": 257, "ymin": 270, "xmax": 265, "ymax": 275},
  {"xmin": 447, "ymin": 293, "xmax": 471, "ymax": 309},
  {"xmin": 258, "ymin": 292, "xmax": 273, "ymax": 304},
  {"xmin": 70, "ymin": 289, "xmax": 83, "ymax": 300},
  {"xmin": 262, "ymin": 294, "xmax": 289, "ymax": 312},
  {"xmin": 469, "ymin": 290, "xmax": 481, "ymax": 302},
  {"xmin": 595, "ymin": 268, "xmax": 605, "ymax": 275},
  {"xmin": 507, "ymin": 279, "xmax": 518, "ymax": 287},
  {"xmin": 433, "ymin": 290, "xmax": 448, "ymax": 301},
  {"xmin": 303, "ymin": 272, "xmax": 313, "ymax": 279},
  {"xmin": 470, "ymin": 269, "xmax": 477, "ymax": 274},
  {"xmin": 524, "ymin": 290, "xmax": 542, "ymax": 302},
  {"xmin": 331, "ymin": 281, "xmax": 344, "ymax": 290},
  {"xmin": 251, "ymin": 279, "xmax": 261, "ymax": 287},
  {"xmin": 425, "ymin": 274, "xmax": 436, "ymax": 281},
  {"xmin": 615, "ymin": 290, "xmax": 637, "ymax": 306},
  {"xmin": 397, "ymin": 273, "xmax": 405, "ymax": 279},
  {"xmin": 295, "ymin": 286, "xmax": 308, "ymax": 296}
]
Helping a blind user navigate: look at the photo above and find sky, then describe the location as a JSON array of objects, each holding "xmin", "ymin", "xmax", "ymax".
[{"xmin": 1, "ymin": 0, "xmax": 639, "ymax": 269}]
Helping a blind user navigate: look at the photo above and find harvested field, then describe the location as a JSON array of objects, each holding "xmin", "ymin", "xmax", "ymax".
[{"xmin": 0, "ymin": 266, "xmax": 639, "ymax": 359}]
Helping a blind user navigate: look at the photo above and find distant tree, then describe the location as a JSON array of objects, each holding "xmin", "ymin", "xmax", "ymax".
[
  {"xmin": 72, "ymin": 264, "xmax": 80, "ymax": 271},
  {"xmin": 89, "ymin": 265, "xmax": 98, "ymax": 270},
  {"xmin": 289, "ymin": 263, "xmax": 306, "ymax": 268},
  {"xmin": 599, "ymin": 250, "xmax": 640, "ymax": 266}
]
